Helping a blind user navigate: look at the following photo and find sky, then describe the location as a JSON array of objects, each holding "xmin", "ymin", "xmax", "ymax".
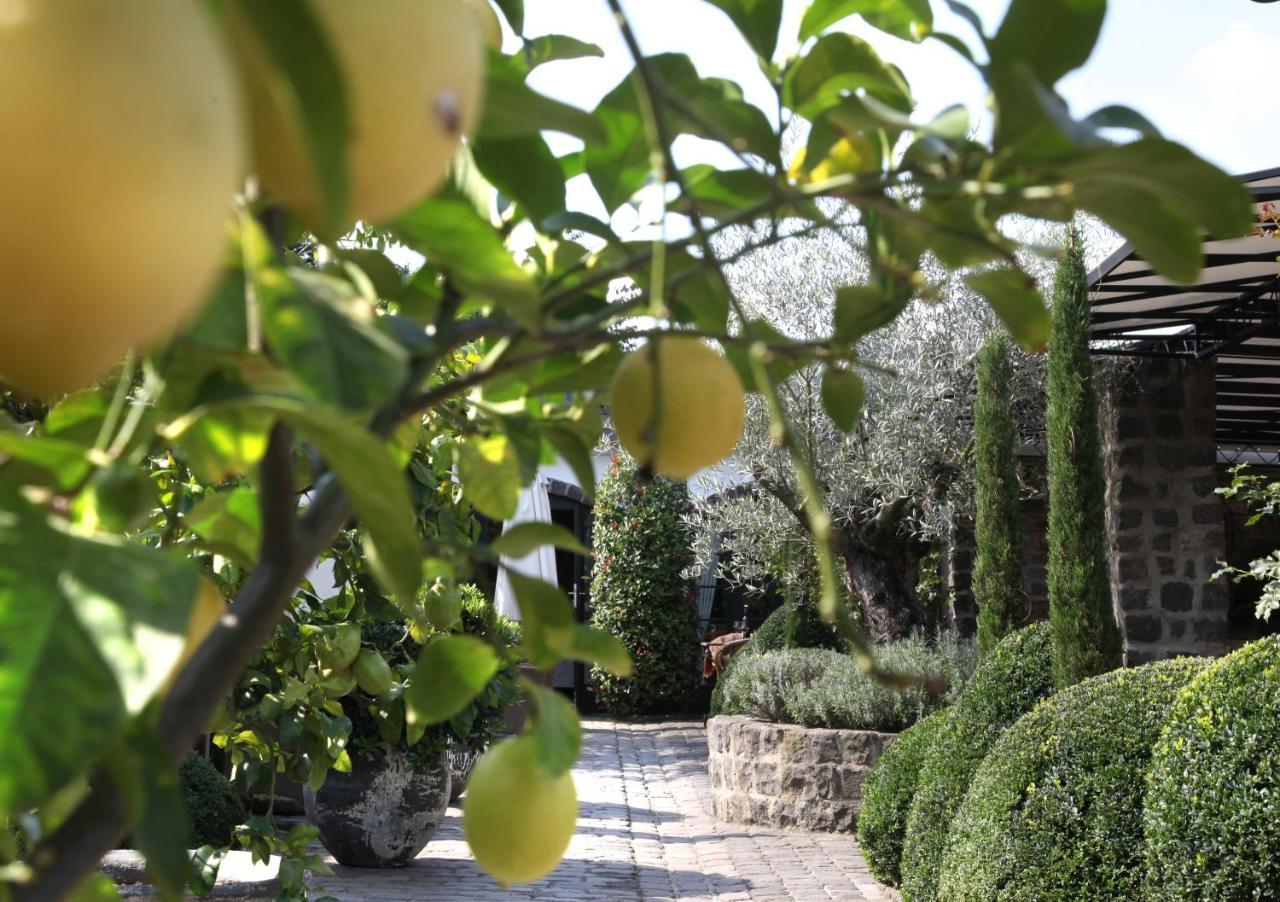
[{"xmin": 513, "ymin": 0, "xmax": 1280, "ymax": 225}]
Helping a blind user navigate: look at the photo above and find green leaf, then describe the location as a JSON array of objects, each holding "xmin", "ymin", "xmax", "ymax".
[
  {"xmin": 69, "ymin": 875, "xmax": 121, "ymax": 901},
  {"xmin": 472, "ymin": 134, "xmax": 567, "ymax": 226},
  {"xmin": 0, "ymin": 507, "xmax": 200, "ymax": 814},
  {"xmin": 0, "ymin": 433, "xmax": 91, "ymax": 491},
  {"xmin": 528, "ymin": 686, "xmax": 581, "ymax": 777},
  {"xmin": 261, "ymin": 270, "xmax": 409, "ymax": 412},
  {"xmin": 784, "ymin": 33, "xmax": 911, "ymax": 117},
  {"xmin": 508, "ymin": 573, "xmax": 575, "ymax": 670},
  {"xmin": 800, "ymin": 0, "xmax": 933, "ymax": 42},
  {"xmin": 543, "ymin": 427, "xmax": 598, "ymax": 503},
  {"xmin": 173, "ymin": 408, "xmax": 274, "ymax": 485},
  {"xmin": 989, "ymin": 0, "xmax": 1105, "ymax": 86},
  {"xmin": 44, "ymin": 390, "xmax": 110, "ymax": 445},
  {"xmin": 226, "ymin": 0, "xmax": 349, "ymax": 235},
  {"xmin": 703, "ymin": 0, "xmax": 784, "ymax": 61},
  {"xmin": 405, "ymin": 636, "xmax": 500, "ymax": 726},
  {"xmin": 564, "ymin": 626, "xmax": 632, "ymax": 678},
  {"xmin": 392, "ymin": 197, "xmax": 537, "ymax": 317},
  {"xmin": 479, "ymin": 56, "xmax": 604, "ymax": 143},
  {"xmin": 189, "ymin": 845, "xmax": 225, "ymax": 897},
  {"xmin": 493, "ymin": 0, "xmax": 523, "ymax": 34},
  {"xmin": 833, "ymin": 284, "xmax": 909, "ymax": 343},
  {"xmin": 456, "ymin": 434, "xmax": 524, "ymax": 521},
  {"xmin": 491, "ymin": 522, "xmax": 590, "ymax": 558},
  {"xmin": 108, "ymin": 728, "xmax": 191, "ymax": 900},
  {"xmin": 966, "ymin": 267, "xmax": 1051, "ymax": 352},
  {"xmin": 521, "ymin": 34, "xmax": 604, "ymax": 71},
  {"xmin": 583, "ymin": 76, "xmax": 653, "ymax": 213},
  {"xmin": 185, "ymin": 488, "xmax": 262, "ymax": 568},
  {"xmin": 822, "ymin": 368, "xmax": 866, "ymax": 432}
]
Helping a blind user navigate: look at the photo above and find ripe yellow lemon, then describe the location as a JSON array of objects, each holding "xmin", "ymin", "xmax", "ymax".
[
  {"xmin": 610, "ymin": 337, "xmax": 746, "ymax": 480},
  {"xmin": 464, "ymin": 736, "xmax": 577, "ymax": 885},
  {"xmin": 0, "ymin": 1, "xmax": 245, "ymax": 398},
  {"xmin": 466, "ymin": 0, "xmax": 504, "ymax": 51},
  {"xmin": 228, "ymin": 0, "xmax": 486, "ymax": 229}
]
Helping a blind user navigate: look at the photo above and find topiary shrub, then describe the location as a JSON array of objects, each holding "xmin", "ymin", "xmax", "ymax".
[
  {"xmin": 180, "ymin": 753, "xmax": 245, "ymax": 848},
  {"xmin": 939, "ymin": 657, "xmax": 1206, "ymax": 901},
  {"xmin": 715, "ymin": 635, "xmax": 973, "ymax": 732},
  {"xmin": 900, "ymin": 622, "xmax": 1054, "ymax": 902},
  {"xmin": 1143, "ymin": 636, "xmax": 1280, "ymax": 898},
  {"xmin": 858, "ymin": 709, "xmax": 949, "ymax": 888},
  {"xmin": 589, "ymin": 456, "xmax": 700, "ymax": 716}
]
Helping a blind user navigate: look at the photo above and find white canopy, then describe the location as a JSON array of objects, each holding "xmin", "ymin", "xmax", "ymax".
[{"xmin": 493, "ymin": 475, "xmax": 558, "ymax": 621}]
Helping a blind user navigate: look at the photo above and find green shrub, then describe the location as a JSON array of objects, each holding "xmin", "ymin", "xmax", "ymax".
[
  {"xmin": 784, "ymin": 592, "xmax": 843, "ymax": 651},
  {"xmin": 715, "ymin": 634, "xmax": 974, "ymax": 732},
  {"xmin": 589, "ymin": 457, "xmax": 700, "ymax": 716},
  {"xmin": 1143, "ymin": 636, "xmax": 1280, "ymax": 898},
  {"xmin": 1045, "ymin": 235, "xmax": 1122, "ymax": 687},
  {"xmin": 180, "ymin": 753, "xmax": 244, "ymax": 848},
  {"xmin": 900, "ymin": 622, "xmax": 1054, "ymax": 902},
  {"xmin": 858, "ymin": 709, "xmax": 949, "ymax": 888},
  {"xmin": 972, "ymin": 333, "xmax": 1024, "ymax": 657},
  {"xmin": 939, "ymin": 657, "xmax": 1206, "ymax": 901}
]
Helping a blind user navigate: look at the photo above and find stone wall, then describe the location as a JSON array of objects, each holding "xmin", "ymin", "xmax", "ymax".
[
  {"xmin": 706, "ymin": 715, "xmax": 894, "ymax": 833},
  {"xmin": 1100, "ymin": 357, "xmax": 1230, "ymax": 663},
  {"xmin": 947, "ymin": 493, "xmax": 1050, "ymax": 634}
]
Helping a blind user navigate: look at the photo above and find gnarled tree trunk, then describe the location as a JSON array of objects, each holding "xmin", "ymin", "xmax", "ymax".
[{"xmin": 836, "ymin": 530, "xmax": 929, "ymax": 642}]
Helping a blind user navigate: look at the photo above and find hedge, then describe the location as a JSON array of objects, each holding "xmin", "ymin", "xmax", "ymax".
[
  {"xmin": 939, "ymin": 657, "xmax": 1206, "ymax": 901},
  {"xmin": 180, "ymin": 753, "xmax": 244, "ymax": 848},
  {"xmin": 858, "ymin": 709, "xmax": 949, "ymax": 887},
  {"xmin": 714, "ymin": 634, "xmax": 973, "ymax": 733},
  {"xmin": 1144, "ymin": 636, "xmax": 1280, "ymax": 898},
  {"xmin": 899, "ymin": 622, "xmax": 1054, "ymax": 902}
]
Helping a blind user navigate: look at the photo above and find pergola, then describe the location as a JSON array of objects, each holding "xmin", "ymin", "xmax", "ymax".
[{"xmin": 1087, "ymin": 167, "xmax": 1280, "ymax": 451}]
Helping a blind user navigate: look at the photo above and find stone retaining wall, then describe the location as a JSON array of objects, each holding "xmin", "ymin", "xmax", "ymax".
[{"xmin": 706, "ymin": 715, "xmax": 894, "ymax": 833}]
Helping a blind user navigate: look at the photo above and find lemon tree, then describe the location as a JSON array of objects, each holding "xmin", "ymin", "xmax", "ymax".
[{"xmin": 0, "ymin": 0, "xmax": 1255, "ymax": 898}]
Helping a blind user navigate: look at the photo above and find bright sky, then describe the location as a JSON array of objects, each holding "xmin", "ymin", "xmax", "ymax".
[{"xmin": 517, "ymin": 0, "xmax": 1280, "ymax": 224}]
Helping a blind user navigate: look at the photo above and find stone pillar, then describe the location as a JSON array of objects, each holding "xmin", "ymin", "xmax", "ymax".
[
  {"xmin": 1100, "ymin": 358, "xmax": 1230, "ymax": 663},
  {"xmin": 947, "ymin": 519, "xmax": 977, "ymax": 637}
]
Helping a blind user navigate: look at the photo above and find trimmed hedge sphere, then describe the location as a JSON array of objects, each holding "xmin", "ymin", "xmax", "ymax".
[
  {"xmin": 180, "ymin": 753, "xmax": 245, "ymax": 848},
  {"xmin": 857, "ymin": 709, "xmax": 949, "ymax": 888},
  {"xmin": 938, "ymin": 657, "xmax": 1206, "ymax": 901},
  {"xmin": 899, "ymin": 622, "xmax": 1055, "ymax": 902},
  {"xmin": 1144, "ymin": 636, "xmax": 1280, "ymax": 898}
]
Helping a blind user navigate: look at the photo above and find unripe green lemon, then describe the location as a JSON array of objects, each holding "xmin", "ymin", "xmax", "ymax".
[
  {"xmin": 464, "ymin": 736, "xmax": 577, "ymax": 885},
  {"xmin": 319, "ymin": 667, "xmax": 357, "ymax": 699},
  {"xmin": 610, "ymin": 337, "xmax": 746, "ymax": 480},
  {"xmin": 0, "ymin": 1, "xmax": 244, "ymax": 398},
  {"xmin": 228, "ymin": 0, "xmax": 485, "ymax": 229},
  {"xmin": 315, "ymin": 623, "xmax": 362, "ymax": 671},
  {"xmin": 352, "ymin": 649, "xmax": 394, "ymax": 696}
]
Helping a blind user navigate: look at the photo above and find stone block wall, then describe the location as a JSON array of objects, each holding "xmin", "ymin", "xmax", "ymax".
[
  {"xmin": 947, "ymin": 494, "xmax": 1050, "ymax": 634},
  {"xmin": 1100, "ymin": 357, "xmax": 1230, "ymax": 663},
  {"xmin": 706, "ymin": 716, "xmax": 894, "ymax": 834}
]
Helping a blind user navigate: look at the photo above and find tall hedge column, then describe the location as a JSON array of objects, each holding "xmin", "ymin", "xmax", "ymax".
[
  {"xmin": 588, "ymin": 456, "xmax": 700, "ymax": 715},
  {"xmin": 972, "ymin": 334, "xmax": 1024, "ymax": 656},
  {"xmin": 1046, "ymin": 234, "xmax": 1123, "ymax": 687}
]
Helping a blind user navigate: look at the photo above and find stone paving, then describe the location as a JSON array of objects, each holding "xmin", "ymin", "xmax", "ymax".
[{"xmin": 309, "ymin": 720, "xmax": 897, "ymax": 901}]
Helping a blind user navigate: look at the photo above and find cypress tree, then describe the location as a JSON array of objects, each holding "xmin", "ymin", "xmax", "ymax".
[
  {"xmin": 972, "ymin": 332, "xmax": 1024, "ymax": 657},
  {"xmin": 1045, "ymin": 232, "xmax": 1122, "ymax": 687}
]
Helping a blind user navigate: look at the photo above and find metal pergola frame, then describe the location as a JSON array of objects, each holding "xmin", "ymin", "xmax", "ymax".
[{"xmin": 1087, "ymin": 166, "xmax": 1280, "ymax": 451}]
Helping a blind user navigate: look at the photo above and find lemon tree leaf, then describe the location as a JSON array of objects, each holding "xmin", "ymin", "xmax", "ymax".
[
  {"xmin": 966, "ymin": 268, "xmax": 1051, "ymax": 353},
  {"xmin": 106, "ymin": 726, "xmax": 190, "ymax": 900},
  {"xmin": 184, "ymin": 488, "xmax": 262, "ymax": 568},
  {"xmin": 822, "ymin": 368, "xmax": 866, "ymax": 433},
  {"xmin": 800, "ymin": 0, "xmax": 932, "ymax": 42},
  {"xmin": 703, "ymin": 0, "xmax": 783, "ymax": 61},
  {"xmin": 0, "ymin": 433, "xmax": 91, "ymax": 491},
  {"xmin": 456, "ymin": 434, "xmax": 523, "ymax": 521},
  {"xmin": 0, "ymin": 506, "xmax": 200, "ymax": 815},
  {"xmin": 491, "ymin": 522, "xmax": 590, "ymax": 558},
  {"xmin": 528, "ymin": 686, "xmax": 581, "ymax": 777},
  {"xmin": 988, "ymin": 0, "xmax": 1105, "ymax": 85},
  {"xmin": 833, "ymin": 284, "xmax": 909, "ymax": 344},
  {"xmin": 405, "ymin": 636, "xmax": 500, "ymax": 726},
  {"xmin": 564, "ymin": 627, "xmax": 632, "ymax": 678}
]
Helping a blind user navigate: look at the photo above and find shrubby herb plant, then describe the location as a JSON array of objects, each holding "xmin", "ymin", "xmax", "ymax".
[{"xmin": 0, "ymin": 0, "xmax": 1253, "ymax": 896}]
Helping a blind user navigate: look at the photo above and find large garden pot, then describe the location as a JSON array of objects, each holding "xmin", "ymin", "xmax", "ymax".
[
  {"xmin": 303, "ymin": 745, "xmax": 450, "ymax": 868},
  {"xmin": 448, "ymin": 742, "xmax": 483, "ymax": 803}
]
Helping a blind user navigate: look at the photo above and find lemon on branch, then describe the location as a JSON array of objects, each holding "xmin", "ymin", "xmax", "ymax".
[
  {"xmin": 352, "ymin": 649, "xmax": 393, "ymax": 696},
  {"xmin": 464, "ymin": 736, "xmax": 578, "ymax": 885},
  {"xmin": 228, "ymin": 0, "xmax": 485, "ymax": 230},
  {"xmin": 609, "ymin": 337, "xmax": 746, "ymax": 480},
  {"xmin": 0, "ymin": 1, "xmax": 244, "ymax": 398}
]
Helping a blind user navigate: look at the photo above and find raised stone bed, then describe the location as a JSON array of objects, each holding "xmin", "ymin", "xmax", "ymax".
[
  {"xmin": 102, "ymin": 850, "xmax": 280, "ymax": 899},
  {"xmin": 707, "ymin": 715, "xmax": 895, "ymax": 833}
]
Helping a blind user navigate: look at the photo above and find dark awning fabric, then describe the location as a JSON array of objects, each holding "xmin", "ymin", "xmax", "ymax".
[{"xmin": 1088, "ymin": 167, "xmax": 1280, "ymax": 449}]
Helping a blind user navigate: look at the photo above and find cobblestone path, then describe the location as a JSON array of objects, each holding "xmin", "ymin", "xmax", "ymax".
[{"xmin": 310, "ymin": 720, "xmax": 896, "ymax": 901}]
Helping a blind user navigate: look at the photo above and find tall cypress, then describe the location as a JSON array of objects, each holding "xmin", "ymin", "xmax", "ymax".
[
  {"xmin": 1046, "ymin": 232, "xmax": 1123, "ymax": 687},
  {"xmin": 972, "ymin": 332, "xmax": 1024, "ymax": 657}
]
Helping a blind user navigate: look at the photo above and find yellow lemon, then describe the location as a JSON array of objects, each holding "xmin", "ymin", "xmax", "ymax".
[
  {"xmin": 610, "ymin": 337, "xmax": 746, "ymax": 480},
  {"xmin": 464, "ymin": 736, "xmax": 577, "ymax": 885},
  {"xmin": 0, "ymin": 1, "xmax": 245, "ymax": 398},
  {"xmin": 466, "ymin": 0, "xmax": 504, "ymax": 51},
  {"xmin": 228, "ymin": 0, "xmax": 486, "ymax": 229}
]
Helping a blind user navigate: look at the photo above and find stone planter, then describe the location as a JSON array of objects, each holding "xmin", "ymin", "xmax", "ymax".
[
  {"xmin": 304, "ymin": 745, "xmax": 450, "ymax": 867},
  {"xmin": 448, "ymin": 742, "xmax": 482, "ymax": 803},
  {"xmin": 102, "ymin": 850, "xmax": 280, "ymax": 899},
  {"xmin": 707, "ymin": 715, "xmax": 895, "ymax": 833}
]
